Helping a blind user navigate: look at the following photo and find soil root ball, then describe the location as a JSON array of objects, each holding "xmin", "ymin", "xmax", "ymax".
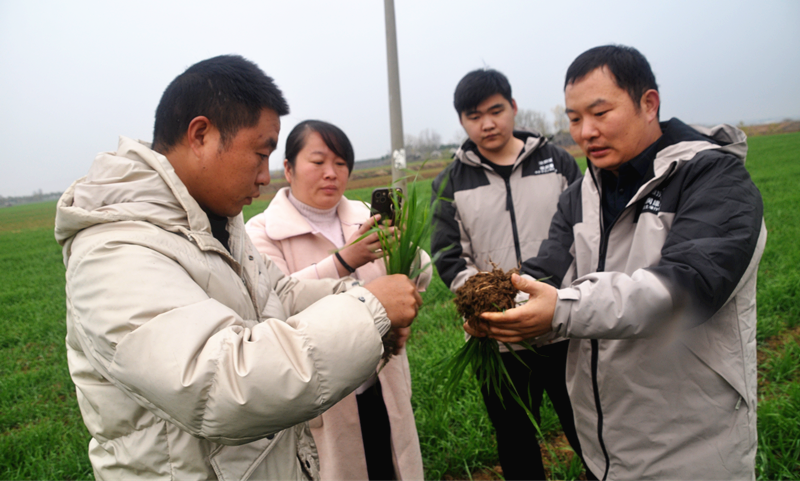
[{"xmin": 455, "ymin": 266, "xmax": 519, "ymax": 329}]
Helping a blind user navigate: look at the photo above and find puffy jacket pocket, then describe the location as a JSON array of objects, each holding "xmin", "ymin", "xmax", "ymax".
[{"xmin": 209, "ymin": 430, "xmax": 284, "ymax": 481}]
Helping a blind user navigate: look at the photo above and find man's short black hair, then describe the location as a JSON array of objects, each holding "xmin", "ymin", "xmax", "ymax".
[
  {"xmin": 152, "ymin": 55, "xmax": 289, "ymax": 153},
  {"xmin": 565, "ymin": 45, "xmax": 658, "ymax": 113},
  {"xmin": 285, "ymin": 120, "xmax": 355, "ymax": 173},
  {"xmin": 453, "ymin": 69, "xmax": 513, "ymax": 116}
]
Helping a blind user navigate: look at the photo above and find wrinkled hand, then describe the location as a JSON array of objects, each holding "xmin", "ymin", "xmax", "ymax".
[
  {"xmin": 335, "ymin": 215, "xmax": 393, "ymax": 276},
  {"xmin": 464, "ymin": 274, "xmax": 556, "ymax": 343},
  {"xmin": 364, "ymin": 274, "xmax": 422, "ymax": 329}
]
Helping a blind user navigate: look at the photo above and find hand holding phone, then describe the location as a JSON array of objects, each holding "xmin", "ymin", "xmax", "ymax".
[{"xmin": 370, "ymin": 187, "xmax": 402, "ymax": 224}]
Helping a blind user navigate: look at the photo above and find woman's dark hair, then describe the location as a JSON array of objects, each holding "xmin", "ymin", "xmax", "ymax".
[
  {"xmin": 565, "ymin": 45, "xmax": 659, "ymax": 116},
  {"xmin": 284, "ymin": 120, "xmax": 355, "ymax": 173},
  {"xmin": 152, "ymin": 55, "xmax": 289, "ymax": 153}
]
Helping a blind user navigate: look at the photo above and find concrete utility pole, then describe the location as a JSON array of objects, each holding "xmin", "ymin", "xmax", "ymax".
[{"xmin": 383, "ymin": 0, "xmax": 407, "ymax": 192}]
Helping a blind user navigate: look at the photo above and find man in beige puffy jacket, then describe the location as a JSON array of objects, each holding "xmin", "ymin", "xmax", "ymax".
[{"xmin": 54, "ymin": 55, "xmax": 422, "ymax": 480}]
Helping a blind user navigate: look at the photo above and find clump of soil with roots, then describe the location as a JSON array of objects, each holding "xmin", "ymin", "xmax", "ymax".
[{"xmin": 455, "ymin": 265, "xmax": 519, "ymax": 329}]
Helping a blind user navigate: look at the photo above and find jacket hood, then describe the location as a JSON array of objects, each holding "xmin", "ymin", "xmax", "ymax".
[
  {"xmin": 659, "ymin": 117, "xmax": 747, "ymax": 164},
  {"xmin": 638, "ymin": 118, "xmax": 746, "ymax": 179},
  {"xmin": 55, "ymin": 136, "xmax": 213, "ymax": 249},
  {"xmin": 649, "ymin": 119, "xmax": 747, "ymax": 190},
  {"xmin": 686, "ymin": 122, "xmax": 748, "ymax": 161},
  {"xmin": 455, "ymin": 130, "xmax": 547, "ymax": 169}
]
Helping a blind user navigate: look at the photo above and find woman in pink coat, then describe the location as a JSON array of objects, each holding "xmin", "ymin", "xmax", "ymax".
[{"xmin": 246, "ymin": 120, "xmax": 427, "ymax": 480}]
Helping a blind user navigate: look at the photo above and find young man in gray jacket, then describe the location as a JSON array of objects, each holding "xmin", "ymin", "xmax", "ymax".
[
  {"xmin": 473, "ymin": 45, "xmax": 765, "ymax": 480},
  {"xmin": 431, "ymin": 69, "xmax": 583, "ymax": 480},
  {"xmin": 55, "ymin": 55, "xmax": 422, "ymax": 480}
]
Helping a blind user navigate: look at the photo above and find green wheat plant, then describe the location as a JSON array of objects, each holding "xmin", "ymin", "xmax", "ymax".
[
  {"xmin": 375, "ymin": 179, "xmax": 436, "ymax": 279},
  {"xmin": 437, "ymin": 309, "xmax": 545, "ymax": 438},
  {"xmin": 356, "ymin": 167, "xmax": 448, "ymax": 281},
  {"xmin": 354, "ymin": 173, "xmax": 445, "ymax": 364}
]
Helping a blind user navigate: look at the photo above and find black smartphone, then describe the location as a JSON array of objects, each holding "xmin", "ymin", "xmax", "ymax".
[{"xmin": 370, "ymin": 187, "xmax": 402, "ymax": 224}]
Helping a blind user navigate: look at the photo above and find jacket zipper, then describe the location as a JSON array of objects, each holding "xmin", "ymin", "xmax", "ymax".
[
  {"xmin": 587, "ymin": 166, "xmax": 612, "ymax": 480},
  {"xmin": 503, "ymin": 176, "xmax": 523, "ymax": 265},
  {"xmin": 587, "ymin": 160, "xmax": 677, "ymax": 480},
  {"xmin": 468, "ymin": 138, "xmax": 536, "ymax": 267},
  {"xmin": 590, "ymin": 339, "xmax": 609, "ymax": 480}
]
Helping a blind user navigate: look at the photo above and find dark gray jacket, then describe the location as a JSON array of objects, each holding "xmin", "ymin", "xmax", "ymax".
[{"xmin": 523, "ymin": 119, "xmax": 764, "ymax": 480}]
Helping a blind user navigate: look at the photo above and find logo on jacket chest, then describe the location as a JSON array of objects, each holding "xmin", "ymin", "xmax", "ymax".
[
  {"xmin": 641, "ymin": 189, "xmax": 663, "ymax": 214},
  {"xmin": 533, "ymin": 157, "xmax": 555, "ymax": 175}
]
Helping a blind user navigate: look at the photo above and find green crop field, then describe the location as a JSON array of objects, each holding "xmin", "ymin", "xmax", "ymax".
[{"xmin": 1, "ymin": 132, "xmax": 798, "ymax": 480}]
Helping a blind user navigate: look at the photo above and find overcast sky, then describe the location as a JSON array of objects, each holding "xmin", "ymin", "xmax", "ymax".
[{"xmin": 1, "ymin": 0, "xmax": 798, "ymax": 197}]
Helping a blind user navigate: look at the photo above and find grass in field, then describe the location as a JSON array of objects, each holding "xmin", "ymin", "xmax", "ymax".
[
  {"xmin": 746, "ymin": 133, "xmax": 800, "ymax": 341},
  {"xmin": 0, "ymin": 200, "xmax": 58, "ymax": 233},
  {"xmin": 0, "ymin": 218, "xmax": 94, "ymax": 479},
  {"xmin": 733, "ymin": 132, "xmax": 800, "ymax": 481},
  {"xmin": 1, "ymin": 132, "xmax": 799, "ymax": 480},
  {"xmin": 408, "ymin": 277, "xmax": 498, "ymax": 479}
]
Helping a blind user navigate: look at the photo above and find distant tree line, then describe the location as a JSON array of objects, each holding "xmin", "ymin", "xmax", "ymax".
[
  {"xmin": 402, "ymin": 104, "xmax": 576, "ymax": 163},
  {"xmin": 514, "ymin": 105, "xmax": 575, "ymax": 147},
  {"xmin": 1, "ymin": 189, "xmax": 63, "ymax": 207},
  {"xmin": 405, "ymin": 128, "xmax": 443, "ymax": 160}
]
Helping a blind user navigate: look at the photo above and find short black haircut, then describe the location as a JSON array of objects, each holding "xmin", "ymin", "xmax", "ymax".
[
  {"xmin": 565, "ymin": 45, "xmax": 659, "ymax": 114},
  {"xmin": 152, "ymin": 55, "xmax": 289, "ymax": 153},
  {"xmin": 453, "ymin": 69, "xmax": 513, "ymax": 116},
  {"xmin": 285, "ymin": 120, "xmax": 355, "ymax": 174}
]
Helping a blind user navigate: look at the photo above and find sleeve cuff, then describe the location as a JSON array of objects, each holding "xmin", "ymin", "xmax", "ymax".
[
  {"xmin": 552, "ymin": 287, "xmax": 580, "ymax": 337},
  {"xmin": 343, "ymin": 286, "xmax": 391, "ymax": 337},
  {"xmin": 450, "ymin": 266, "xmax": 479, "ymax": 293}
]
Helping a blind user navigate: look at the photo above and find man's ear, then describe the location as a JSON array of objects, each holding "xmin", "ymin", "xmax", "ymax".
[
  {"xmin": 511, "ymin": 98, "xmax": 519, "ymax": 116},
  {"xmin": 186, "ymin": 116, "xmax": 214, "ymax": 158},
  {"xmin": 641, "ymin": 89, "xmax": 660, "ymax": 123}
]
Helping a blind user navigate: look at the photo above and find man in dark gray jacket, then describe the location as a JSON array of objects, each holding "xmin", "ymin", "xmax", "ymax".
[
  {"xmin": 431, "ymin": 69, "xmax": 583, "ymax": 480},
  {"xmin": 472, "ymin": 46, "xmax": 764, "ymax": 480}
]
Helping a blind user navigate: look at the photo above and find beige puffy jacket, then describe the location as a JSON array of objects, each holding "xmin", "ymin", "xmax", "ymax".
[
  {"xmin": 246, "ymin": 188, "xmax": 425, "ymax": 480},
  {"xmin": 54, "ymin": 137, "xmax": 391, "ymax": 480}
]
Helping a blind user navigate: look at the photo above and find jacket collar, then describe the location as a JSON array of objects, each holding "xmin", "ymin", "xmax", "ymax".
[
  {"xmin": 455, "ymin": 130, "xmax": 546, "ymax": 170},
  {"xmin": 263, "ymin": 187, "xmax": 366, "ymax": 241},
  {"xmin": 586, "ymin": 118, "xmax": 748, "ymax": 207},
  {"xmin": 115, "ymin": 137, "xmax": 239, "ymax": 259},
  {"xmin": 119, "ymin": 136, "xmax": 213, "ymax": 234},
  {"xmin": 55, "ymin": 136, "xmax": 242, "ymax": 265}
]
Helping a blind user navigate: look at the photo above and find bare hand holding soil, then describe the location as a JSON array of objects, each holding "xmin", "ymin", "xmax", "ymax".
[
  {"xmin": 475, "ymin": 273, "xmax": 557, "ymax": 343},
  {"xmin": 455, "ymin": 265, "xmax": 518, "ymax": 337}
]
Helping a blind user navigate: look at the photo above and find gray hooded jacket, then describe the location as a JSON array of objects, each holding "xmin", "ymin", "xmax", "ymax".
[{"xmin": 523, "ymin": 119, "xmax": 765, "ymax": 480}]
